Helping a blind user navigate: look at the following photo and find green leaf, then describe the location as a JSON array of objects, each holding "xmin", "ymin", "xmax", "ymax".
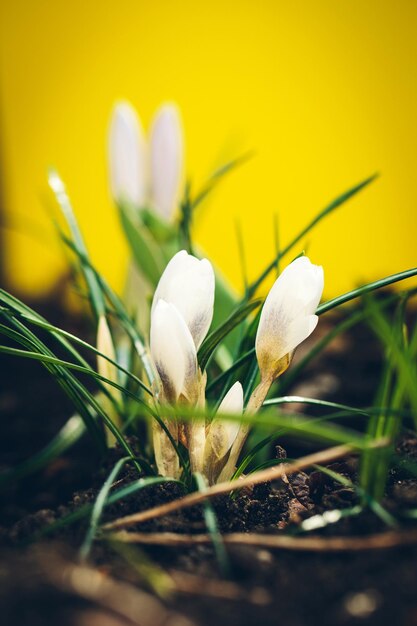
[
  {"xmin": 279, "ymin": 292, "xmax": 404, "ymax": 394},
  {"xmin": 59, "ymin": 236, "xmax": 157, "ymax": 386},
  {"xmin": 0, "ymin": 413, "xmax": 86, "ymax": 488},
  {"xmin": 263, "ymin": 396, "xmax": 370, "ymax": 416},
  {"xmin": 193, "ymin": 473, "xmax": 230, "ymax": 575},
  {"xmin": 191, "ymin": 151, "xmax": 254, "ymax": 211},
  {"xmin": 0, "ymin": 304, "xmax": 152, "ymax": 396},
  {"xmin": 119, "ymin": 203, "xmax": 166, "ymax": 287},
  {"xmin": 0, "ymin": 315, "xmax": 144, "ymax": 467},
  {"xmin": 246, "ymin": 174, "xmax": 378, "ymax": 298},
  {"xmin": 0, "ymin": 313, "xmax": 106, "ymax": 451},
  {"xmin": 48, "ymin": 169, "xmax": 106, "ymax": 319},
  {"xmin": 198, "ymin": 299, "xmax": 261, "ymax": 371},
  {"xmin": 80, "ymin": 456, "xmax": 130, "ymax": 560},
  {"xmin": 0, "ymin": 343, "xmax": 151, "ymax": 410},
  {"xmin": 140, "ymin": 207, "xmax": 176, "ymax": 243},
  {"xmin": 206, "ymin": 348, "xmax": 255, "ymax": 394},
  {"xmin": 33, "ymin": 476, "xmax": 183, "ymax": 540},
  {"xmin": 317, "ymin": 267, "xmax": 417, "ymax": 315}
]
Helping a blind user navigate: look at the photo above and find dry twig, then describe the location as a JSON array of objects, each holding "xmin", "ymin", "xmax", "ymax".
[
  {"xmin": 103, "ymin": 444, "xmax": 354, "ymax": 531},
  {"xmin": 109, "ymin": 529, "xmax": 417, "ymax": 552}
]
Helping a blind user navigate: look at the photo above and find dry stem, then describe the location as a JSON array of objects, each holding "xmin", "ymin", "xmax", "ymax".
[
  {"xmin": 103, "ymin": 443, "xmax": 354, "ymax": 531},
  {"xmin": 109, "ymin": 529, "xmax": 417, "ymax": 552}
]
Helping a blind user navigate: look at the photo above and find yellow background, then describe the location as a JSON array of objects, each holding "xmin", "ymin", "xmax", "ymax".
[{"xmin": 0, "ymin": 0, "xmax": 416, "ymax": 299}]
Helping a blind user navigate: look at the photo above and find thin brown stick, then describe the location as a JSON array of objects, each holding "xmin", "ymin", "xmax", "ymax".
[
  {"xmin": 38, "ymin": 548, "xmax": 196, "ymax": 626},
  {"xmin": 109, "ymin": 529, "xmax": 417, "ymax": 552},
  {"xmin": 103, "ymin": 443, "xmax": 353, "ymax": 531},
  {"xmin": 169, "ymin": 570, "xmax": 271, "ymax": 604}
]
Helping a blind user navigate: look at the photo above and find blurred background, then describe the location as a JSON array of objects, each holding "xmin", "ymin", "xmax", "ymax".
[{"xmin": 0, "ymin": 0, "xmax": 416, "ymax": 300}]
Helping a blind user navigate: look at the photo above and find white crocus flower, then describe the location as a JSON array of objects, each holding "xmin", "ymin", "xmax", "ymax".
[
  {"xmin": 203, "ymin": 381, "xmax": 243, "ymax": 484},
  {"xmin": 149, "ymin": 250, "xmax": 215, "ymax": 477},
  {"xmin": 219, "ymin": 256, "xmax": 324, "ymax": 482},
  {"xmin": 109, "ymin": 101, "xmax": 183, "ymax": 222},
  {"xmin": 150, "ymin": 299, "xmax": 199, "ymax": 405},
  {"xmin": 255, "ymin": 256, "xmax": 324, "ymax": 383},
  {"xmin": 108, "ymin": 102, "xmax": 148, "ymax": 208},
  {"xmin": 150, "ymin": 299, "xmax": 200, "ymax": 479},
  {"xmin": 151, "ymin": 250, "xmax": 215, "ymax": 350},
  {"xmin": 149, "ymin": 104, "xmax": 183, "ymax": 221}
]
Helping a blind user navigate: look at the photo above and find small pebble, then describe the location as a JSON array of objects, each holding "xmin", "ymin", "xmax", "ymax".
[
  {"xmin": 256, "ymin": 549, "xmax": 273, "ymax": 564},
  {"xmin": 344, "ymin": 589, "xmax": 381, "ymax": 618}
]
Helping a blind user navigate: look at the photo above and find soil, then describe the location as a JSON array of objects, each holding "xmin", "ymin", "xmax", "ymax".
[{"xmin": 1, "ymin": 290, "xmax": 417, "ymax": 626}]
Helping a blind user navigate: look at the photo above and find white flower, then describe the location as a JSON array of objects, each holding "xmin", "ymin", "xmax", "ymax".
[
  {"xmin": 207, "ymin": 381, "xmax": 243, "ymax": 457},
  {"xmin": 108, "ymin": 101, "xmax": 183, "ymax": 221},
  {"xmin": 150, "ymin": 299, "xmax": 198, "ymax": 404},
  {"xmin": 151, "ymin": 250, "xmax": 215, "ymax": 350},
  {"xmin": 256, "ymin": 256, "xmax": 324, "ymax": 381},
  {"xmin": 149, "ymin": 250, "xmax": 214, "ymax": 476},
  {"xmin": 108, "ymin": 102, "xmax": 148, "ymax": 207},
  {"xmin": 149, "ymin": 104, "xmax": 183, "ymax": 221}
]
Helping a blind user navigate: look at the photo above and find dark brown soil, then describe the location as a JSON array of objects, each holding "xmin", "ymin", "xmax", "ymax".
[{"xmin": 1, "ymin": 292, "xmax": 417, "ymax": 626}]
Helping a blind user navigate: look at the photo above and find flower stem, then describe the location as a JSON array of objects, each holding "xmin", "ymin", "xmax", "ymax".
[{"xmin": 218, "ymin": 376, "xmax": 273, "ymax": 482}]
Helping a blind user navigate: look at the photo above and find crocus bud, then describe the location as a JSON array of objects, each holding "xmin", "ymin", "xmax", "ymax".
[
  {"xmin": 218, "ymin": 257, "xmax": 323, "ymax": 481},
  {"xmin": 151, "ymin": 250, "xmax": 215, "ymax": 349},
  {"xmin": 149, "ymin": 104, "xmax": 183, "ymax": 221},
  {"xmin": 256, "ymin": 256, "xmax": 324, "ymax": 382},
  {"xmin": 108, "ymin": 101, "xmax": 147, "ymax": 207},
  {"xmin": 150, "ymin": 299, "xmax": 199, "ymax": 405},
  {"xmin": 203, "ymin": 381, "xmax": 243, "ymax": 484}
]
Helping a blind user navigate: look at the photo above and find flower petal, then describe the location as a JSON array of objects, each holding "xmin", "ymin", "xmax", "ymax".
[
  {"xmin": 150, "ymin": 299, "xmax": 197, "ymax": 404},
  {"xmin": 152, "ymin": 250, "xmax": 215, "ymax": 349},
  {"xmin": 205, "ymin": 382, "xmax": 243, "ymax": 459},
  {"xmin": 203, "ymin": 381, "xmax": 243, "ymax": 484},
  {"xmin": 108, "ymin": 102, "xmax": 148, "ymax": 207},
  {"xmin": 256, "ymin": 256, "xmax": 323, "ymax": 377},
  {"xmin": 149, "ymin": 104, "xmax": 183, "ymax": 221},
  {"xmin": 272, "ymin": 314, "xmax": 318, "ymax": 363},
  {"xmin": 214, "ymin": 381, "xmax": 243, "ymax": 452}
]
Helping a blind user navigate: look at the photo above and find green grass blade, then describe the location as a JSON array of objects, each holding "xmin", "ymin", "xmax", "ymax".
[
  {"xmin": 0, "ymin": 414, "xmax": 86, "ymax": 488},
  {"xmin": 317, "ymin": 268, "xmax": 417, "ymax": 315},
  {"xmin": 0, "ymin": 311, "xmax": 187, "ymax": 478},
  {"xmin": 48, "ymin": 169, "xmax": 105, "ymax": 319},
  {"xmin": 119, "ymin": 203, "xmax": 166, "ymax": 286},
  {"xmin": 191, "ymin": 152, "xmax": 254, "ymax": 211},
  {"xmin": 193, "ymin": 472, "xmax": 230, "ymax": 576},
  {"xmin": 280, "ymin": 292, "xmax": 405, "ymax": 394},
  {"xmin": 263, "ymin": 396, "xmax": 370, "ymax": 416},
  {"xmin": 0, "ymin": 289, "xmax": 93, "ymax": 370},
  {"xmin": 108, "ymin": 541, "xmax": 174, "ymax": 599},
  {"xmin": 0, "ymin": 316, "xmax": 106, "ymax": 450},
  {"xmin": 0, "ymin": 315, "xmax": 144, "ymax": 467},
  {"xmin": 80, "ymin": 456, "xmax": 130, "ymax": 560},
  {"xmin": 198, "ymin": 299, "xmax": 261, "ymax": 371},
  {"xmin": 162, "ymin": 404, "xmax": 369, "ymax": 449},
  {"xmin": 246, "ymin": 174, "xmax": 377, "ymax": 297},
  {"xmin": 308, "ymin": 465, "xmax": 397, "ymax": 528},
  {"xmin": 33, "ymin": 476, "xmax": 182, "ymax": 541},
  {"xmin": 206, "ymin": 348, "xmax": 255, "ymax": 394},
  {"xmin": 60, "ymin": 237, "xmax": 157, "ymax": 386},
  {"xmin": 0, "ymin": 307, "xmax": 152, "ymax": 396},
  {"xmin": 363, "ymin": 296, "xmax": 417, "ymax": 422},
  {"xmin": 209, "ymin": 277, "xmax": 417, "ymax": 395},
  {"xmin": 0, "ymin": 343, "xmax": 151, "ymax": 412}
]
